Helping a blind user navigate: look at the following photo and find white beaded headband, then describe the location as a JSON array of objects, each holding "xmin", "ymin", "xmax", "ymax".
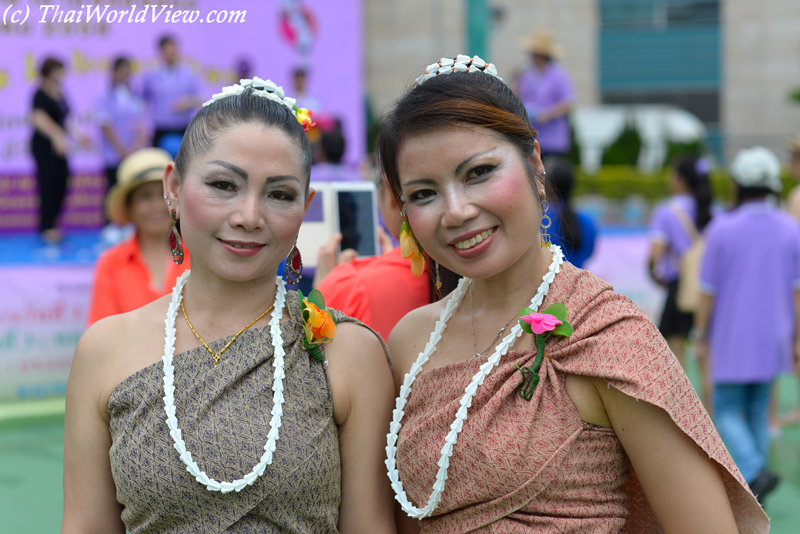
[
  {"xmin": 415, "ymin": 54, "xmax": 503, "ymax": 86},
  {"xmin": 203, "ymin": 76, "xmax": 315, "ymax": 132}
]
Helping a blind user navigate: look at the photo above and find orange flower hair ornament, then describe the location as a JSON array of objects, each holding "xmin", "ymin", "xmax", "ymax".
[{"xmin": 296, "ymin": 289, "xmax": 337, "ymax": 362}]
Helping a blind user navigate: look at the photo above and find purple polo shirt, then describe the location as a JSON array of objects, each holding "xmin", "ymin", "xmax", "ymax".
[
  {"xmin": 649, "ymin": 194, "xmax": 696, "ymax": 283},
  {"xmin": 142, "ymin": 63, "xmax": 201, "ymax": 130},
  {"xmin": 517, "ymin": 62, "xmax": 574, "ymax": 154},
  {"xmin": 96, "ymin": 85, "xmax": 147, "ymax": 167},
  {"xmin": 700, "ymin": 200, "xmax": 800, "ymax": 383}
]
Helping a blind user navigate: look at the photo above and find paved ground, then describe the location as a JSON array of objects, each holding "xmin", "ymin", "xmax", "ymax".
[{"xmin": 0, "ymin": 364, "xmax": 798, "ymax": 532}]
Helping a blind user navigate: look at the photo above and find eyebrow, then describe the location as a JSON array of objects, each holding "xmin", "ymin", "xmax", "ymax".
[
  {"xmin": 205, "ymin": 161, "xmax": 301, "ymax": 185},
  {"xmin": 206, "ymin": 160, "xmax": 247, "ymax": 179},
  {"xmin": 403, "ymin": 148, "xmax": 500, "ymax": 188},
  {"xmin": 454, "ymin": 148, "xmax": 498, "ymax": 175}
]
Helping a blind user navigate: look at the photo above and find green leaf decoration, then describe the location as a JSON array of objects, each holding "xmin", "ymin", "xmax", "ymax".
[
  {"xmin": 516, "ymin": 366, "xmax": 539, "ymax": 401},
  {"xmin": 552, "ymin": 322, "xmax": 574, "ymax": 338},
  {"xmin": 519, "ymin": 320, "xmax": 533, "ymax": 335},
  {"xmin": 304, "ymin": 340, "xmax": 325, "ymax": 362},
  {"xmin": 307, "ymin": 289, "xmax": 326, "ymax": 310},
  {"xmin": 297, "ymin": 289, "xmax": 305, "ymax": 303},
  {"xmin": 519, "ymin": 307, "xmax": 535, "ymax": 317},
  {"xmin": 543, "ymin": 303, "xmax": 568, "ymax": 322}
]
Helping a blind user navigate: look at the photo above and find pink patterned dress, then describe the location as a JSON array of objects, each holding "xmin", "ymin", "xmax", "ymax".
[{"xmin": 396, "ymin": 263, "xmax": 768, "ymax": 533}]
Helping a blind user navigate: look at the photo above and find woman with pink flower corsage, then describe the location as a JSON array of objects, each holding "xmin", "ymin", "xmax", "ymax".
[
  {"xmin": 379, "ymin": 55, "xmax": 768, "ymax": 533},
  {"xmin": 62, "ymin": 78, "xmax": 395, "ymax": 533}
]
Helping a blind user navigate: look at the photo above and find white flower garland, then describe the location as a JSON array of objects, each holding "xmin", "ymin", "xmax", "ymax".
[
  {"xmin": 385, "ymin": 245, "xmax": 564, "ymax": 518},
  {"xmin": 163, "ymin": 271, "xmax": 288, "ymax": 493},
  {"xmin": 415, "ymin": 54, "xmax": 503, "ymax": 86},
  {"xmin": 203, "ymin": 76, "xmax": 298, "ymax": 112}
]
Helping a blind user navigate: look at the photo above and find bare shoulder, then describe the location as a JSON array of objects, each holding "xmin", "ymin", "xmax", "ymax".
[
  {"xmin": 326, "ymin": 321, "xmax": 389, "ymax": 371},
  {"xmin": 387, "ymin": 299, "xmax": 446, "ymax": 385},
  {"xmin": 72, "ymin": 295, "xmax": 171, "ymax": 415},
  {"xmin": 326, "ymin": 322, "xmax": 394, "ymax": 427}
]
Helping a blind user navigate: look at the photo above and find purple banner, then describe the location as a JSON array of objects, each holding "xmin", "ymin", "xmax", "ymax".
[{"xmin": 0, "ymin": 0, "xmax": 363, "ymax": 229}]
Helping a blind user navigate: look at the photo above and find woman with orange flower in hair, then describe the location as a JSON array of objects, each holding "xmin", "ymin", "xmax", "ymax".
[{"xmin": 62, "ymin": 78, "xmax": 395, "ymax": 533}]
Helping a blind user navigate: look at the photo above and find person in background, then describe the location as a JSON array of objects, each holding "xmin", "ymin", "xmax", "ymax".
[
  {"xmin": 96, "ymin": 57, "xmax": 148, "ymax": 200},
  {"xmin": 309, "ymin": 130, "xmax": 362, "ymax": 181},
  {"xmin": 786, "ymin": 133, "xmax": 800, "ymax": 221},
  {"xmin": 648, "ymin": 154, "xmax": 713, "ymax": 379},
  {"xmin": 780, "ymin": 133, "xmax": 800, "ymax": 425},
  {"xmin": 314, "ymin": 176, "xmax": 430, "ymax": 341},
  {"xmin": 292, "ymin": 66, "xmax": 322, "ymax": 112},
  {"xmin": 142, "ymin": 35, "xmax": 202, "ymax": 149},
  {"xmin": 87, "ymin": 148, "xmax": 189, "ymax": 325},
  {"xmin": 546, "ymin": 162, "xmax": 596, "ymax": 268},
  {"xmin": 694, "ymin": 146, "xmax": 800, "ymax": 506},
  {"xmin": 31, "ymin": 57, "xmax": 70, "ymax": 244},
  {"xmin": 517, "ymin": 30, "xmax": 574, "ymax": 163}
]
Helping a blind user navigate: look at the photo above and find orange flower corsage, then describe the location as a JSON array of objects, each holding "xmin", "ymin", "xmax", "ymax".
[
  {"xmin": 400, "ymin": 220, "xmax": 425, "ymax": 276},
  {"xmin": 297, "ymin": 289, "xmax": 337, "ymax": 362}
]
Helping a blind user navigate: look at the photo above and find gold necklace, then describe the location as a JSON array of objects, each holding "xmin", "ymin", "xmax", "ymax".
[{"xmin": 181, "ymin": 299, "xmax": 275, "ymax": 365}]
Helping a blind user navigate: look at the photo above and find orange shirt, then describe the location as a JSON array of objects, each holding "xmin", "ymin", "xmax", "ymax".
[
  {"xmin": 316, "ymin": 247, "xmax": 430, "ymax": 342},
  {"xmin": 87, "ymin": 235, "xmax": 190, "ymax": 325}
]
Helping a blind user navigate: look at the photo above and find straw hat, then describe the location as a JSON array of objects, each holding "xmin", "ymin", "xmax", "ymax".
[
  {"xmin": 521, "ymin": 30, "xmax": 562, "ymax": 59},
  {"xmin": 106, "ymin": 148, "xmax": 172, "ymax": 224},
  {"xmin": 788, "ymin": 133, "xmax": 800, "ymax": 154}
]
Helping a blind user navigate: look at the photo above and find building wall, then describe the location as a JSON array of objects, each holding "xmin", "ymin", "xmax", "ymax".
[
  {"xmin": 723, "ymin": 0, "xmax": 800, "ymax": 162},
  {"xmin": 365, "ymin": 0, "xmax": 598, "ymax": 120}
]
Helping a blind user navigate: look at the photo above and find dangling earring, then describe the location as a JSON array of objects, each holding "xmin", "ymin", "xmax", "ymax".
[
  {"xmin": 540, "ymin": 199, "xmax": 552, "ymax": 247},
  {"xmin": 284, "ymin": 241, "xmax": 303, "ymax": 284},
  {"xmin": 168, "ymin": 209, "xmax": 184, "ymax": 264},
  {"xmin": 435, "ymin": 262, "xmax": 442, "ymax": 290},
  {"xmin": 399, "ymin": 203, "xmax": 425, "ymax": 276}
]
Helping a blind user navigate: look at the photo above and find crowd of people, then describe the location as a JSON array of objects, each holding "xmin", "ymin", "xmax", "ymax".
[{"xmin": 19, "ymin": 27, "xmax": 797, "ymax": 534}]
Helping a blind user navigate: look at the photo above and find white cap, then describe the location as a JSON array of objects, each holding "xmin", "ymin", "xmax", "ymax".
[{"xmin": 729, "ymin": 147, "xmax": 783, "ymax": 193}]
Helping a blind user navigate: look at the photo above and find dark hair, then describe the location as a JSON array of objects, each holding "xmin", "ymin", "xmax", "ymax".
[
  {"xmin": 673, "ymin": 153, "xmax": 712, "ymax": 231},
  {"xmin": 321, "ymin": 131, "xmax": 346, "ymax": 163},
  {"xmin": 159, "ymin": 35, "xmax": 175, "ymax": 49},
  {"xmin": 377, "ymin": 71, "xmax": 539, "ymax": 297},
  {"xmin": 174, "ymin": 88, "xmax": 312, "ymax": 193},
  {"xmin": 112, "ymin": 57, "xmax": 130, "ymax": 73},
  {"xmin": 735, "ymin": 185, "xmax": 772, "ymax": 207},
  {"xmin": 548, "ymin": 163, "xmax": 582, "ymax": 252},
  {"xmin": 40, "ymin": 57, "xmax": 64, "ymax": 79}
]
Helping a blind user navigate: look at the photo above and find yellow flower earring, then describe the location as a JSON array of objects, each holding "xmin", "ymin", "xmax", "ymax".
[{"xmin": 400, "ymin": 202, "xmax": 425, "ymax": 276}]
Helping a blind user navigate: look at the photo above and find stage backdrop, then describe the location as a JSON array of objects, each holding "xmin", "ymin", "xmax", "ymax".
[{"xmin": 0, "ymin": 0, "xmax": 363, "ymax": 230}]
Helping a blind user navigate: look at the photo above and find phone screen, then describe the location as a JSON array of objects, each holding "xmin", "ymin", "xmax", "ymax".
[{"xmin": 337, "ymin": 190, "xmax": 377, "ymax": 257}]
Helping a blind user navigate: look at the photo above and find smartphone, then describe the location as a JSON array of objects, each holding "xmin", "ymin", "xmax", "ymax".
[{"xmin": 332, "ymin": 182, "xmax": 379, "ymax": 258}]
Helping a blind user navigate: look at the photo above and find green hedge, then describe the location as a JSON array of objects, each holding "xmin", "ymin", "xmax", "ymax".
[{"xmin": 574, "ymin": 166, "xmax": 796, "ymax": 202}]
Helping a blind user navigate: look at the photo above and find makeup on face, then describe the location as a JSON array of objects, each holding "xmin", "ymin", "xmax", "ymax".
[
  {"xmin": 397, "ymin": 126, "xmax": 543, "ymax": 277},
  {"xmin": 175, "ymin": 124, "xmax": 309, "ymax": 280}
]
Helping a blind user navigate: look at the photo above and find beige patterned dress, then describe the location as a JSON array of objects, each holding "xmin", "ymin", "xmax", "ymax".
[{"xmin": 108, "ymin": 291, "xmax": 387, "ymax": 533}]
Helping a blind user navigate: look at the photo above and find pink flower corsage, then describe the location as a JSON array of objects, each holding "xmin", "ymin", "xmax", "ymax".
[{"xmin": 516, "ymin": 303, "xmax": 573, "ymax": 400}]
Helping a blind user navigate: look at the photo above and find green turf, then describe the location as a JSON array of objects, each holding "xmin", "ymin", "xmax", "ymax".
[{"xmin": 0, "ymin": 374, "xmax": 798, "ymax": 531}]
